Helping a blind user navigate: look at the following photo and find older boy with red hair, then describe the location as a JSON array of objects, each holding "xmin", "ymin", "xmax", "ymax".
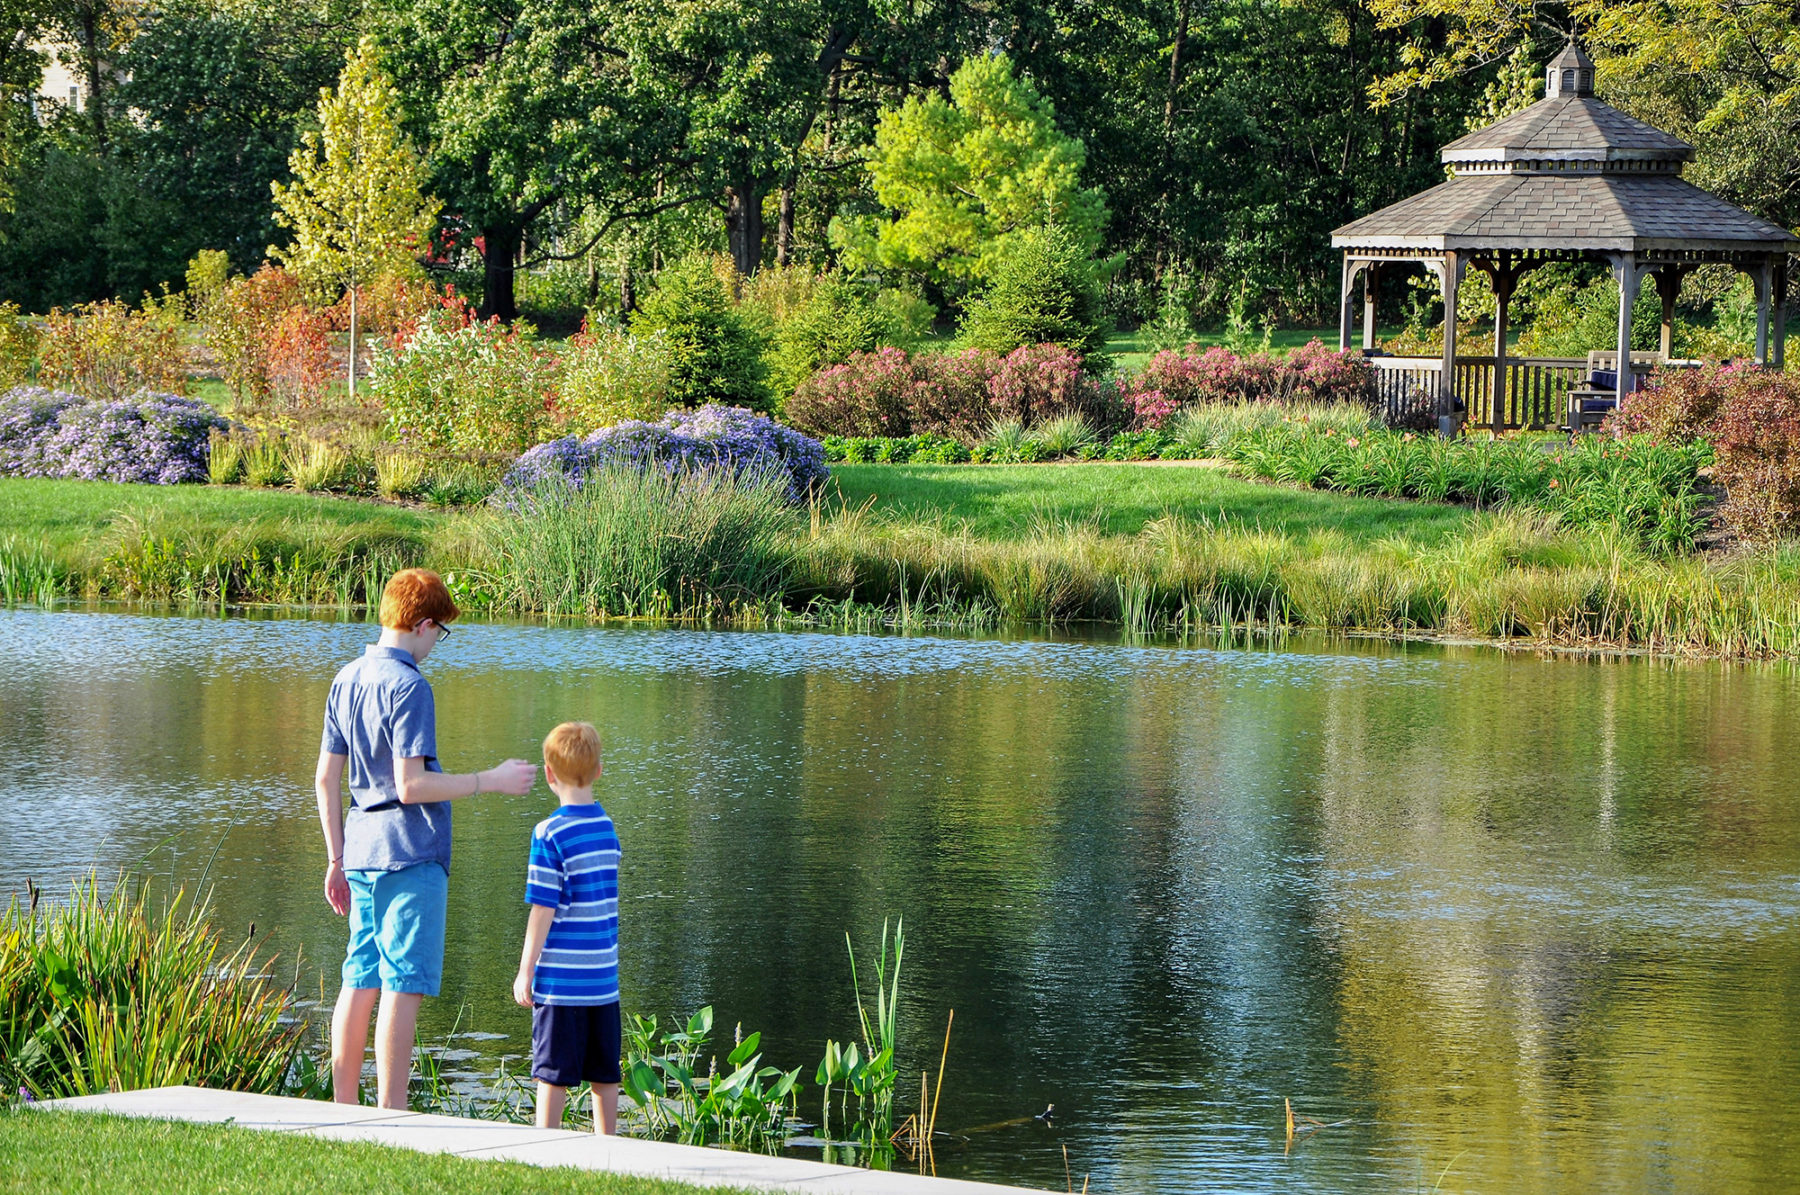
[{"xmin": 316, "ymin": 568, "xmax": 536, "ymax": 1108}]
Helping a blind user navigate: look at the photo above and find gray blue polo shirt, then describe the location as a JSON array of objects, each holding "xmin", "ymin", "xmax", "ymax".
[{"xmin": 321, "ymin": 644, "xmax": 451, "ymax": 873}]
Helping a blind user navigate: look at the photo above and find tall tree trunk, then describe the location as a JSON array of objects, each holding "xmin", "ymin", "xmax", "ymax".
[
  {"xmin": 619, "ymin": 235, "xmax": 635, "ymax": 316},
  {"xmin": 1162, "ymin": 0, "xmax": 1190, "ymax": 141},
  {"xmin": 725, "ymin": 177, "xmax": 765, "ymax": 278},
  {"xmin": 77, "ymin": 4, "xmax": 107, "ymax": 146},
  {"xmin": 481, "ymin": 223, "xmax": 522, "ymax": 322},
  {"xmin": 774, "ymin": 174, "xmax": 796, "ymax": 267}
]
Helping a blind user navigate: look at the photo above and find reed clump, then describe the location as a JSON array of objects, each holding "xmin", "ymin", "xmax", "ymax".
[
  {"xmin": 791, "ymin": 504, "xmax": 1800, "ymax": 657},
  {"xmin": 473, "ymin": 466, "xmax": 798, "ymax": 619},
  {"xmin": 1, "ymin": 874, "xmax": 304, "ymax": 1101}
]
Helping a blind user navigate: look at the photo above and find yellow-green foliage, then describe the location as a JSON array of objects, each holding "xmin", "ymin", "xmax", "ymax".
[
  {"xmin": 835, "ymin": 53, "xmax": 1109, "ymax": 291},
  {"xmin": 37, "ymin": 300, "xmax": 187, "ymax": 400},
  {"xmin": 1, "ymin": 874, "xmax": 303, "ymax": 1100},
  {"xmin": 0, "ymin": 301, "xmax": 38, "ymax": 389},
  {"xmin": 556, "ymin": 324, "xmax": 673, "ymax": 432}
]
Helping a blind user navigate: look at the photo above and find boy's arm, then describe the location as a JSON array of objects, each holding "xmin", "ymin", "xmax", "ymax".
[
  {"xmin": 315, "ymin": 749, "xmax": 350, "ymax": 915},
  {"xmin": 395, "ymin": 754, "xmax": 537, "ymax": 805},
  {"xmin": 513, "ymin": 905, "xmax": 556, "ymax": 1008}
]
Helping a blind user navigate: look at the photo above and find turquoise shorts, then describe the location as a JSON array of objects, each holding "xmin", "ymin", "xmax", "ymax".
[{"xmin": 343, "ymin": 862, "xmax": 447, "ymax": 996}]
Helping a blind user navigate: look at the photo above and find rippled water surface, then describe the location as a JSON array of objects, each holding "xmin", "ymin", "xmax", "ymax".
[{"xmin": 3, "ymin": 607, "xmax": 1798, "ymax": 1193}]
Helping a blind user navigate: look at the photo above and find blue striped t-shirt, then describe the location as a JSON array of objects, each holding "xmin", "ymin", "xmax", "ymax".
[{"xmin": 524, "ymin": 804, "xmax": 621, "ymax": 1006}]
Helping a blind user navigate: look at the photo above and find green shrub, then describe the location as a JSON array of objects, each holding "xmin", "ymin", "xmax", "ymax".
[
  {"xmin": 1103, "ymin": 429, "xmax": 1169, "ymax": 460},
  {"xmin": 767, "ymin": 277, "xmax": 883, "ymax": 404},
  {"xmin": 370, "ymin": 313, "xmax": 554, "ymax": 455},
  {"xmin": 821, "ymin": 433, "xmax": 970, "ymax": 464},
  {"xmin": 630, "ymin": 254, "xmax": 769, "ymax": 411},
  {"xmin": 958, "ymin": 223, "xmax": 1110, "ymax": 360},
  {"xmin": 971, "ymin": 417, "xmax": 1049, "ymax": 463},
  {"xmin": 556, "ymin": 322, "xmax": 672, "ymax": 432},
  {"xmin": 872, "ymin": 287, "xmax": 937, "ymax": 350},
  {"xmin": 478, "ymin": 465, "xmax": 797, "ymax": 617}
]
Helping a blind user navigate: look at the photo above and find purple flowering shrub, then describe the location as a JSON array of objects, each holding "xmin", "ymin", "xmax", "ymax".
[
  {"xmin": 500, "ymin": 404, "xmax": 827, "ymax": 503},
  {"xmin": 0, "ymin": 388, "xmax": 229, "ymax": 484}
]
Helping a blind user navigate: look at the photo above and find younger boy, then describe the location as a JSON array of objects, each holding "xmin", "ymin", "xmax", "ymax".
[{"xmin": 513, "ymin": 721, "xmax": 623, "ymax": 1132}]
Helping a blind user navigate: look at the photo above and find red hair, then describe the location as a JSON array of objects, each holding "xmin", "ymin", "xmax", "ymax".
[{"xmin": 378, "ymin": 568, "xmax": 459, "ymax": 631}]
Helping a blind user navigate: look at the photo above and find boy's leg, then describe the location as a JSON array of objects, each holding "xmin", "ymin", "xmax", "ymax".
[
  {"xmin": 368, "ymin": 862, "xmax": 448, "ymax": 1111},
  {"xmin": 374, "ymin": 991, "xmax": 423, "ymax": 1110},
  {"xmin": 536, "ymin": 1081, "xmax": 570, "ymax": 1129},
  {"xmin": 329, "ymin": 986, "xmax": 379, "ymax": 1104},
  {"xmin": 590, "ymin": 1084, "xmax": 619, "ymax": 1135},
  {"xmin": 334, "ymin": 871, "xmax": 384, "ymax": 1105}
]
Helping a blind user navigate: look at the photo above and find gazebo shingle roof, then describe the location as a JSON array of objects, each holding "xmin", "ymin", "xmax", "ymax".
[
  {"xmin": 1333, "ymin": 46, "xmax": 1797, "ymax": 255},
  {"xmin": 1334, "ymin": 173, "xmax": 1797, "ymax": 251},
  {"xmin": 1440, "ymin": 96, "xmax": 1692, "ymax": 161}
]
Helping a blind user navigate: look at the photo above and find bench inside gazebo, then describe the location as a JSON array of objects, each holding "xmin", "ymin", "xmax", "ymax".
[{"xmin": 1331, "ymin": 41, "xmax": 1797, "ymax": 436}]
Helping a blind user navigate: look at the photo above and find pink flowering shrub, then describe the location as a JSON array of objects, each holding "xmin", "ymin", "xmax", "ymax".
[
  {"xmin": 1131, "ymin": 388, "xmax": 1178, "ymax": 428},
  {"xmin": 988, "ymin": 344, "xmax": 1086, "ymax": 423},
  {"xmin": 1612, "ymin": 362, "xmax": 1800, "ymax": 540},
  {"xmin": 1284, "ymin": 339, "xmax": 1375, "ymax": 405},
  {"xmin": 1120, "ymin": 340, "xmax": 1372, "ymax": 428},
  {"xmin": 784, "ymin": 347, "xmax": 920, "ymax": 437},
  {"xmin": 914, "ymin": 348, "xmax": 1000, "ymax": 441}
]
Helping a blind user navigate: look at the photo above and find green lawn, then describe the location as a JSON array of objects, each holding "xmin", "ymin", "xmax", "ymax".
[
  {"xmin": 0, "ymin": 1111, "xmax": 753, "ymax": 1195},
  {"xmin": 826, "ymin": 462, "xmax": 1475, "ymax": 544},
  {"xmin": 1, "ymin": 465, "xmax": 1473, "ymax": 554},
  {"xmin": 0, "ymin": 478, "xmax": 443, "ymax": 551}
]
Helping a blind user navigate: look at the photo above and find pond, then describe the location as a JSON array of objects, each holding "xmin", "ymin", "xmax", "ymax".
[{"xmin": 2, "ymin": 607, "xmax": 1798, "ymax": 1193}]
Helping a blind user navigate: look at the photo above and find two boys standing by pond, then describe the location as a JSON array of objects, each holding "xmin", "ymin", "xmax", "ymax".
[{"xmin": 314, "ymin": 568, "xmax": 623, "ymax": 1131}]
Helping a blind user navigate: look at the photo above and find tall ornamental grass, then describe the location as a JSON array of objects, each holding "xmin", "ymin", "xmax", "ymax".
[
  {"xmin": 476, "ymin": 466, "xmax": 798, "ymax": 618},
  {"xmin": 794, "ymin": 506, "xmax": 1800, "ymax": 656},
  {"xmin": 1, "ymin": 875, "xmax": 304, "ymax": 1101}
]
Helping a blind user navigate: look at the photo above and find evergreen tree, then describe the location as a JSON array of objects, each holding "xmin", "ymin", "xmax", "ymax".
[{"xmin": 958, "ymin": 223, "xmax": 1110, "ymax": 360}]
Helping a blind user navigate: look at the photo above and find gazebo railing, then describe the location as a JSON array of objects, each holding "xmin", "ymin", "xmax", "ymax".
[{"xmin": 1368, "ymin": 356, "xmax": 1587, "ymax": 430}]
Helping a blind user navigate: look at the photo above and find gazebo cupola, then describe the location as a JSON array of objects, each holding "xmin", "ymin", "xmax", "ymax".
[{"xmin": 1332, "ymin": 38, "xmax": 1797, "ymax": 434}]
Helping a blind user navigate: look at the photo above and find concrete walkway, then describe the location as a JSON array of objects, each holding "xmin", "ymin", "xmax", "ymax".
[{"xmin": 40, "ymin": 1086, "xmax": 1049, "ymax": 1195}]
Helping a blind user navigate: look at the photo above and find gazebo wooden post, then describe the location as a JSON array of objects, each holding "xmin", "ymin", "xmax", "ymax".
[
  {"xmin": 1611, "ymin": 255, "xmax": 1641, "ymax": 407},
  {"xmin": 1438, "ymin": 251, "xmax": 1461, "ymax": 436},
  {"xmin": 1489, "ymin": 259, "xmax": 1517, "ymax": 435},
  {"xmin": 1754, "ymin": 258, "xmax": 1775, "ymax": 365},
  {"xmin": 1651, "ymin": 267, "xmax": 1688, "ymax": 360},
  {"xmin": 1338, "ymin": 257, "xmax": 1363, "ymax": 352},
  {"xmin": 1775, "ymin": 265, "xmax": 1789, "ymax": 370},
  {"xmin": 1362, "ymin": 263, "xmax": 1380, "ymax": 350}
]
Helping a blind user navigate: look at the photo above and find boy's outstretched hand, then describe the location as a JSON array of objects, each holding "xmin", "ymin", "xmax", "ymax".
[
  {"xmin": 513, "ymin": 969, "xmax": 533, "ymax": 1008},
  {"xmin": 484, "ymin": 758, "xmax": 539, "ymax": 796}
]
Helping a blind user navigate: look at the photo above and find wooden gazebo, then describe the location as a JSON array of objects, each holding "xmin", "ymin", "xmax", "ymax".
[{"xmin": 1332, "ymin": 42, "xmax": 1798, "ymax": 434}]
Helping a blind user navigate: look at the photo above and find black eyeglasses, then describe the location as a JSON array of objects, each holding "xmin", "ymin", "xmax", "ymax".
[{"xmin": 429, "ymin": 621, "xmax": 451, "ymax": 642}]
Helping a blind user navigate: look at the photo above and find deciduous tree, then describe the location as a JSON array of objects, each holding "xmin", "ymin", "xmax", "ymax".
[{"xmin": 271, "ymin": 38, "xmax": 440, "ymax": 398}]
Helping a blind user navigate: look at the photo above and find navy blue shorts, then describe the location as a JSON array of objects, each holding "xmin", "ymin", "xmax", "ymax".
[{"xmin": 531, "ymin": 1001, "xmax": 622, "ymax": 1088}]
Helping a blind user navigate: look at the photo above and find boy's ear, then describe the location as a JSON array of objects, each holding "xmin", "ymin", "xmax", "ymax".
[{"xmin": 544, "ymin": 762, "xmax": 558, "ymax": 786}]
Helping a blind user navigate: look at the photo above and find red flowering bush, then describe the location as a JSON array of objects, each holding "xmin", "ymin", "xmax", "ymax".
[
  {"xmin": 1132, "ymin": 389, "xmax": 1178, "ymax": 428},
  {"xmin": 1613, "ymin": 363, "xmax": 1800, "ymax": 540},
  {"xmin": 784, "ymin": 347, "xmax": 920, "ymax": 437},
  {"xmin": 1121, "ymin": 341, "xmax": 1371, "ymax": 425},
  {"xmin": 915, "ymin": 348, "xmax": 1000, "ymax": 441},
  {"xmin": 1608, "ymin": 364, "xmax": 1736, "ymax": 444},
  {"xmin": 1284, "ymin": 339, "xmax": 1375, "ymax": 405},
  {"xmin": 988, "ymin": 344, "xmax": 1086, "ymax": 423}
]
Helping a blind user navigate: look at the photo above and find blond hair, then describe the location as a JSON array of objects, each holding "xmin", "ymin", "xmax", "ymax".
[{"xmin": 543, "ymin": 721, "xmax": 601, "ymax": 787}]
